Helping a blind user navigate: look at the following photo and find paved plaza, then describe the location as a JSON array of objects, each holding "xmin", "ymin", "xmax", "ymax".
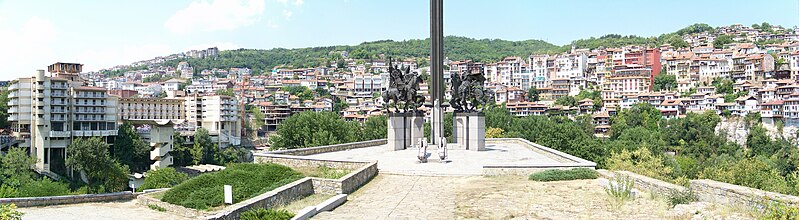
[{"xmin": 306, "ymin": 142, "xmax": 562, "ymax": 176}]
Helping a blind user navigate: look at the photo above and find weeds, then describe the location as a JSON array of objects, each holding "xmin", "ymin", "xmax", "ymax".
[
  {"xmin": 147, "ymin": 204, "xmax": 166, "ymax": 212},
  {"xmin": 667, "ymin": 189, "xmax": 698, "ymax": 207},
  {"xmin": 605, "ymin": 174, "xmax": 635, "ymax": 207}
]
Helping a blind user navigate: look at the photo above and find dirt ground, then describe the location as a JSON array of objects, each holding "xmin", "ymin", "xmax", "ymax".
[{"xmin": 315, "ymin": 174, "xmax": 759, "ymax": 220}]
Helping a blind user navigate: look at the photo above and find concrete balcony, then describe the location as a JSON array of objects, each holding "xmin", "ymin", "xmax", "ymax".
[
  {"xmin": 36, "ymin": 93, "xmax": 45, "ymax": 98},
  {"xmin": 150, "ymin": 143, "xmax": 172, "ymax": 160},
  {"xmin": 9, "ymin": 107, "xmax": 17, "ymax": 113},
  {"xmin": 8, "ymin": 84, "xmax": 18, "ymax": 90},
  {"xmin": 49, "ymin": 131, "xmax": 71, "ymax": 138},
  {"xmin": 51, "ymin": 115, "xmax": 66, "ymax": 121},
  {"xmin": 35, "ymin": 85, "xmax": 45, "ymax": 90},
  {"xmin": 8, "ymin": 115, "xmax": 17, "ymax": 121},
  {"xmin": 51, "ymin": 100, "xmax": 67, "ymax": 105},
  {"xmin": 150, "ymin": 155, "xmax": 173, "ymax": 170},
  {"xmin": 51, "ymin": 84, "xmax": 68, "ymax": 89},
  {"xmin": 51, "ymin": 92, "xmax": 67, "ymax": 97},
  {"xmin": 8, "ymin": 92, "xmax": 17, "ymax": 98}
]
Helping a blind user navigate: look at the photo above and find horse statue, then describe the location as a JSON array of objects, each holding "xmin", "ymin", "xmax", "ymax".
[
  {"xmin": 382, "ymin": 58, "xmax": 424, "ymax": 113},
  {"xmin": 451, "ymin": 71, "xmax": 489, "ymax": 112}
]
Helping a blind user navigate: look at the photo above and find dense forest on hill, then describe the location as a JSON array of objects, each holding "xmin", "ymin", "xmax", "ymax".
[
  {"xmin": 161, "ymin": 36, "xmax": 562, "ymax": 75},
  {"xmin": 115, "ymin": 23, "xmax": 789, "ymax": 76}
]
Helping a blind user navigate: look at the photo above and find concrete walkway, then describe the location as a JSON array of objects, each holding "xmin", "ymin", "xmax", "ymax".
[
  {"xmin": 314, "ymin": 174, "xmax": 470, "ymax": 220},
  {"xmin": 18, "ymin": 200, "xmax": 188, "ymax": 220},
  {"xmin": 306, "ymin": 143, "xmax": 560, "ymax": 176}
]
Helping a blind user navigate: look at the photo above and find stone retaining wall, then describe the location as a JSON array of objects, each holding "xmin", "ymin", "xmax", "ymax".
[
  {"xmin": 597, "ymin": 170, "xmax": 686, "ymax": 195},
  {"xmin": 483, "ymin": 164, "xmax": 595, "ymax": 176},
  {"xmin": 339, "ymin": 161, "xmax": 378, "ymax": 194},
  {"xmin": 137, "ymin": 192, "xmax": 208, "ymax": 219},
  {"xmin": 203, "ymin": 178, "xmax": 315, "ymax": 220},
  {"xmin": 253, "ymin": 153, "xmax": 368, "ymax": 170},
  {"xmin": 690, "ymin": 179, "xmax": 799, "ymax": 208},
  {"xmin": 0, "ymin": 191, "xmax": 136, "ymax": 207},
  {"xmin": 600, "ymin": 170, "xmax": 799, "ymax": 209},
  {"xmin": 264, "ymin": 139, "xmax": 387, "ymax": 156}
]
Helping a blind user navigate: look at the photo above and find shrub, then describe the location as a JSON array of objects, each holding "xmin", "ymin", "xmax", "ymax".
[
  {"xmin": 140, "ymin": 168, "xmax": 189, "ymax": 191},
  {"xmin": 147, "ymin": 204, "xmax": 166, "ymax": 212},
  {"xmin": 605, "ymin": 174, "xmax": 635, "ymax": 204},
  {"xmin": 760, "ymin": 199, "xmax": 799, "ymax": 220},
  {"xmin": 310, "ymin": 166, "xmax": 349, "ymax": 179},
  {"xmin": 16, "ymin": 178, "xmax": 71, "ymax": 197},
  {"xmin": 0, "ymin": 185, "xmax": 18, "ymax": 197},
  {"xmin": 161, "ymin": 163, "xmax": 303, "ymax": 210},
  {"xmin": 0, "ymin": 204, "xmax": 23, "ymax": 220},
  {"xmin": 666, "ymin": 189, "xmax": 697, "ymax": 207},
  {"xmin": 240, "ymin": 208, "xmax": 294, "ymax": 220},
  {"xmin": 528, "ymin": 168, "xmax": 599, "ymax": 182}
]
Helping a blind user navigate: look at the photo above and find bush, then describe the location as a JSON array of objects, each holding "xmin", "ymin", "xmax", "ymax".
[
  {"xmin": 140, "ymin": 168, "xmax": 189, "ymax": 191},
  {"xmin": 606, "ymin": 174, "xmax": 635, "ymax": 204},
  {"xmin": 761, "ymin": 199, "xmax": 799, "ymax": 220},
  {"xmin": 0, "ymin": 204, "xmax": 23, "ymax": 220},
  {"xmin": 16, "ymin": 178, "xmax": 71, "ymax": 197},
  {"xmin": 147, "ymin": 204, "xmax": 166, "ymax": 212},
  {"xmin": 528, "ymin": 168, "xmax": 599, "ymax": 182},
  {"xmin": 161, "ymin": 163, "xmax": 303, "ymax": 210},
  {"xmin": 0, "ymin": 185, "xmax": 18, "ymax": 197},
  {"xmin": 239, "ymin": 208, "xmax": 294, "ymax": 220},
  {"xmin": 667, "ymin": 189, "xmax": 697, "ymax": 207}
]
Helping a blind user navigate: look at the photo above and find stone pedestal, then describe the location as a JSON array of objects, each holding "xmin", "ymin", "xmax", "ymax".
[
  {"xmin": 452, "ymin": 112, "xmax": 485, "ymax": 151},
  {"xmin": 409, "ymin": 112, "xmax": 425, "ymax": 147},
  {"xmin": 387, "ymin": 112, "xmax": 425, "ymax": 151},
  {"xmin": 387, "ymin": 113, "xmax": 407, "ymax": 151}
]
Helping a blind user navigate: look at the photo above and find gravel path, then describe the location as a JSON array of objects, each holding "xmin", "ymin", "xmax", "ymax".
[{"xmin": 18, "ymin": 200, "xmax": 188, "ymax": 220}]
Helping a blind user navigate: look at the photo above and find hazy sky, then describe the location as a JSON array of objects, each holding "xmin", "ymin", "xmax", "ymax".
[{"xmin": 1, "ymin": 0, "xmax": 797, "ymax": 80}]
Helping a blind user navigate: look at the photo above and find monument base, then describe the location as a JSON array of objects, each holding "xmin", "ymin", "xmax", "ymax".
[
  {"xmin": 452, "ymin": 112, "xmax": 485, "ymax": 151},
  {"xmin": 387, "ymin": 112, "xmax": 425, "ymax": 151}
]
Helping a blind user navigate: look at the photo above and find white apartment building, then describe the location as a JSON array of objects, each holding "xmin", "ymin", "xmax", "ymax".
[
  {"xmin": 529, "ymin": 55, "xmax": 551, "ymax": 89},
  {"xmin": 184, "ymin": 95, "xmax": 241, "ymax": 147},
  {"xmin": 8, "ymin": 63, "xmax": 118, "ymax": 172}
]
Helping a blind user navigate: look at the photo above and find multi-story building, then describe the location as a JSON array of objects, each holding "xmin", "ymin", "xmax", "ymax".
[
  {"xmin": 184, "ymin": 95, "xmax": 241, "ymax": 147},
  {"xmin": 603, "ymin": 66, "xmax": 653, "ymax": 99},
  {"xmin": 8, "ymin": 63, "xmax": 119, "ymax": 172},
  {"xmin": 505, "ymin": 101, "xmax": 547, "ymax": 117},
  {"xmin": 118, "ymin": 97, "xmax": 185, "ymax": 120}
]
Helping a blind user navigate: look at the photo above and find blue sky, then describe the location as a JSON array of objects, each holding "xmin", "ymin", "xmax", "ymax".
[{"xmin": 0, "ymin": 0, "xmax": 797, "ymax": 80}]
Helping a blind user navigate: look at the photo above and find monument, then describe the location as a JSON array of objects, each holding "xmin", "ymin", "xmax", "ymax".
[
  {"xmin": 383, "ymin": 60, "xmax": 425, "ymax": 151},
  {"xmin": 450, "ymin": 68, "xmax": 490, "ymax": 151}
]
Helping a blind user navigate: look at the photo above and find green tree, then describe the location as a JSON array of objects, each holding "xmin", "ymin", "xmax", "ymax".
[
  {"xmin": 113, "ymin": 123, "xmax": 151, "ymax": 173},
  {"xmin": 554, "ymin": 96, "xmax": 576, "ymax": 106},
  {"xmin": 747, "ymin": 125, "xmax": 780, "ymax": 156},
  {"xmin": 139, "ymin": 167, "xmax": 188, "ymax": 190},
  {"xmin": 216, "ymin": 88, "xmax": 234, "ymax": 96},
  {"xmin": 713, "ymin": 35, "xmax": 733, "ymax": 49},
  {"xmin": 0, "ymin": 87, "xmax": 10, "ymax": 128},
  {"xmin": 610, "ymin": 103, "xmax": 662, "ymax": 139},
  {"xmin": 66, "ymin": 137, "xmax": 128, "ymax": 192},
  {"xmin": 361, "ymin": 116, "xmax": 387, "ymax": 141},
  {"xmin": 527, "ymin": 86, "xmax": 540, "ymax": 102},
  {"xmin": 0, "ymin": 147, "xmax": 37, "ymax": 186},
  {"xmin": 193, "ymin": 128, "xmax": 218, "ymax": 164},
  {"xmin": 250, "ymin": 106, "xmax": 266, "ymax": 131},
  {"xmin": 171, "ymin": 132, "xmax": 192, "ymax": 166},
  {"xmin": 653, "ymin": 74, "xmax": 676, "ymax": 92},
  {"xmin": 269, "ymin": 111, "xmax": 358, "ymax": 149},
  {"xmin": 607, "ymin": 147, "xmax": 673, "ymax": 181}
]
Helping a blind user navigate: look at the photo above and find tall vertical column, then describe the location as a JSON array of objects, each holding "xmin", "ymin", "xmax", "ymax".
[{"xmin": 430, "ymin": 0, "xmax": 445, "ymax": 145}]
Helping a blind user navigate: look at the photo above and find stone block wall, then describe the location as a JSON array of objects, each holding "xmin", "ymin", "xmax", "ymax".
[
  {"xmin": 598, "ymin": 170, "xmax": 686, "ymax": 195},
  {"xmin": 203, "ymin": 178, "xmax": 315, "ymax": 220},
  {"xmin": 690, "ymin": 179, "xmax": 799, "ymax": 208},
  {"xmin": 0, "ymin": 191, "xmax": 136, "ymax": 207},
  {"xmin": 137, "ymin": 193, "xmax": 208, "ymax": 219},
  {"xmin": 340, "ymin": 162, "xmax": 378, "ymax": 194},
  {"xmin": 253, "ymin": 153, "xmax": 369, "ymax": 170},
  {"xmin": 264, "ymin": 139, "xmax": 387, "ymax": 156}
]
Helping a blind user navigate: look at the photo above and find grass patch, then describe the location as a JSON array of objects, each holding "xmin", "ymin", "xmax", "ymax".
[
  {"xmin": 161, "ymin": 163, "xmax": 304, "ymax": 210},
  {"xmin": 605, "ymin": 174, "xmax": 635, "ymax": 207},
  {"xmin": 149, "ymin": 191, "xmax": 166, "ymax": 200},
  {"xmin": 147, "ymin": 204, "xmax": 166, "ymax": 212},
  {"xmin": 528, "ymin": 168, "xmax": 599, "ymax": 182},
  {"xmin": 239, "ymin": 208, "xmax": 294, "ymax": 220},
  {"xmin": 295, "ymin": 165, "xmax": 351, "ymax": 179},
  {"xmin": 667, "ymin": 189, "xmax": 697, "ymax": 207},
  {"xmin": 272, "ymin": 193, "xmax": 333, "ymax": 213}
]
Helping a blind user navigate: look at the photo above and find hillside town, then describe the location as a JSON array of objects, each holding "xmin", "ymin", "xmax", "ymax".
[{"xmin": 3, "ymin": 23, "xmax": 798, "ymax": 174}]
